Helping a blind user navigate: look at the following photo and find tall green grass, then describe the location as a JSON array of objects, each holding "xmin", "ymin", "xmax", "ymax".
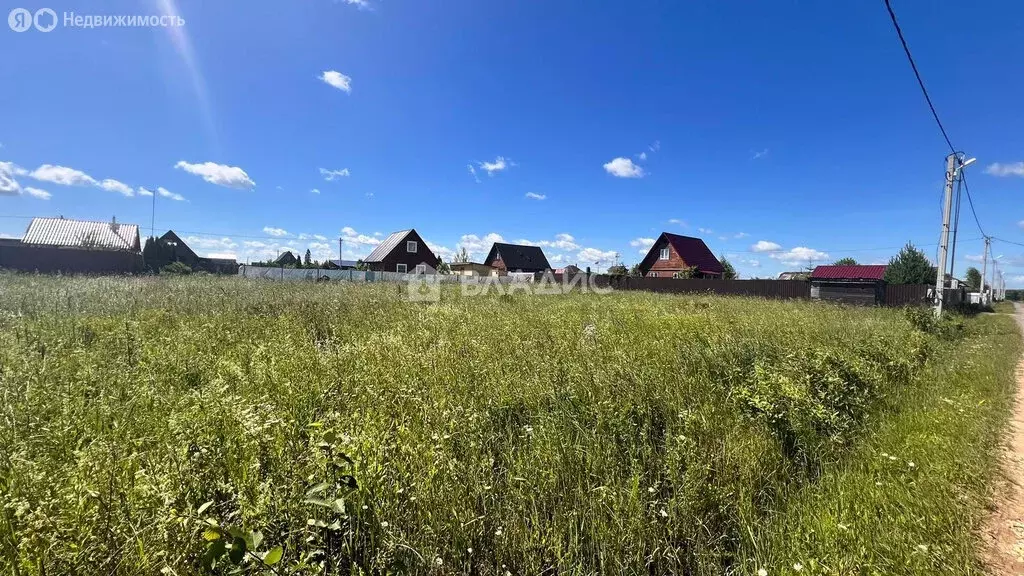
[{"xmin": 0, "ymin": 275, "xmax": 1016, "ymax": 575}]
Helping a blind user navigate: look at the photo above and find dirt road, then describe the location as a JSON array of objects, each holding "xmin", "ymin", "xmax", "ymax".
[{"xmin": 983, "ymin": 303, "xmax": 1024, "ymax": 575}]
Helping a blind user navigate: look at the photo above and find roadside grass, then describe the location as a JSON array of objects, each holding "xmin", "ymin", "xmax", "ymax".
[
  {"xmin": 747, "ymin": 313, "xmax": 1021, "ymax": 575},
  {"xmin": 0, "ymin": 275, "xmax": 1017, "ymax": 575},
  {"xmin": 992, "ymin": 301, "xmax": 1015, "ymax": 314}
]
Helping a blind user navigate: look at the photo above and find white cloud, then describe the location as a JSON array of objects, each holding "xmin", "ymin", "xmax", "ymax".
[
  {"xmin": 603, "ymin": 157, "xmax": 645, "ymax": 178},
  {"xmin": 457, "ymin": 232, "xmax": 504, "ymax": 260},
  {"xmin": 649, "ymin": 141, "xmax": 661, "ymax": 152},
  {"xmin": 341, "ymin": 226, "xmax": 381, "ymax": 248},
  {"xmin": 100, "ymin": 179, "xmax": 134, "ymax": 197},
  {"xmin": 769, "ymin": 247, "xmax": 829, "ymax": 266},
  {"xmin": 24, "ymin": 187, "xmax": 51, "ymax": 200},
  {"xmin": 314, "ymin": 234, "xmax": 328, "ymax": 241},
  {"xmin": 752, "ymin": 149, "xmax": 769, "ymax": 160},
  {"xmin": 311, "ymin": 188, "xmax": 321, "ymax": 194},
  {"xmin": 668, "ymin": 218, "xmax": 687, "ymax": 226},
  {"xmin": 184, "ymin": 235, "xmax": 239, "ymax": 257},
  {"xmin": 1017, "ymin": 220, "xmax": 1024, "ymax": 231},
  {"xmin": 137, "ymin": 187, "xmax": 153, "ymax": 197},
  {"xmin": 525, "ymin": 192, "xmax": 546, "ymax": 200},
  {"xmin": 578, "ymin": 247, "xmax": 617, "ymax": 264},
  {"xmin": 742, "ymin": 258, "xmax": 761, "ymax": 268},
  {"xmin": 425, "ymin": 239, "xmax": 454, "ymax": 262},
  {"xmin": 158, "ymin": 187, "xmax": 185, "ymax": 202},
  {"xmin": 320, "ymin": 70, "xmax": 352, "ymax": 93},
  {"xmin": 637, "ymin": 151, "xmax": 647, "ymax": 161},
  {"xmin": 517, "ymin": 233, "xmax": 579, "ymax": 251},
  {"xmin": 630, "ymin": 237, "xmax": 655, "ymax": 254},
  {"xmin": 734, "ymin": 232, "xmax": 749, "ymax": 239},
  {"xmin": 319, "ymin": 167, "xmax": 351, "ymax": 181},
  {"xmin": 263, "ymin": 227, "xmax": 289, "ymax": 237},
  {"xmin": 30, "ymin": 164, "xmax": 98, "ymax": 187},
  {"xmin": 467, "ymin": 164, "xmax": 481, "ymax": 183},
  {"xmin": 341, "ymin": 0, "xmax": 371, "ymax": 8},
  {"xmin": 475, "ymin": 156, "xmax": 511, "ymax": 176},
  {"xmin": 175, "ymin": 160, "xmax": 255, "ymax": 189},
  {"xmin": 307, "ymin": 242, "xmax": 334, "ymax": 262},
  {"xmin": 751, "ymin": 240, "xmax": 783, "ymax": 253},
  {"xmin": 0, "ymin": 162, "xmax": 24, "ymax": 195},
  {"xmin": 697, "ymin": 227, "xmax": 713, "ymax": 234},
  {"xmin": 965, "ymin": 253, "xmax": 985, "ymax": 263},
  {"xmin": 985, "ymin": 162, "xmax": 1024, "ymax": 177},
  {"xmin": 365, "ymin": 192, "xmax": 374, "ymax": 198}
]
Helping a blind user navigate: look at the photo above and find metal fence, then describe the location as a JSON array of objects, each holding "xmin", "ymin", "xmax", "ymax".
[{"xmin": 597, "ymin": 276, "xmax": 812, "ymax": 299}]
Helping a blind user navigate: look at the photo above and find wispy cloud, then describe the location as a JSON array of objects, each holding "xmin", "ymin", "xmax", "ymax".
[
  {"xmin": 24, "ymin": 187, "xmax": 50, "ymax": 200},
  {"xmin": 27, "ymin": 164, "xmax": 136, "ymax": 197},
  {"xmin": 525, "ymin": 192, "xmax": 546, "ymax": 200},
  {"xmin": 311, "ymin": 188, "xmax": 321, "ymax": 194},
  {"xmin": 175, "ymin": 160, "xmax": 255, "ymax": 189},
  {"xmin": 734, "ymin": 232, "xmax": 749, "ymax": 239},
  {"xmin": 668, "ymin": 218, "xmax": 687, "ymax": 227},
  {"xmin": 319, "ymin": 167, "xmax": 351, "ymax": 181},
  {"xmin": 630, "ymin": 237, "xmax": 655, "ymax": 254},
  {"xmin": 603, "ymin": 157, "xmax": 645, "ymax": 178},
  {"xmin": 985, "ymin": 162, "xmax": 1024, "ymax": 177},
  {"xmin": 769, "ymin": 247, "xmax": 829, "ymax": 266},
  {"xmin": 751, "ymin": 240, "xmax": 782, "ymax": 253},
  {"xmin": 263, "ymin": 227, "xmax": 289, "ymax": 237},
  {"xmin": 697, "ymin": 227, "xmax": 713, "ymax": 234},
  {"xmin": 752, "ymin": 148, "xmax": 769, "ymax": 160},
  {"xmin": 467, "ymin": 165, "xmax": 480, "ymax": 183},
  {"xmin": 476, "ymin": 156, "xmax": 512, "ymax": 176},
  {"xmin": 320, "ymin": 70, "xmax": 352, "ymax": 93}
]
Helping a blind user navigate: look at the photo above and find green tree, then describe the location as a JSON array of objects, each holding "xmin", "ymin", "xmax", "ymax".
[
  {"xmin": 833, "ymin": 257, "xmax": 858, "ymax": 266},
  {"xmin": 160, "ymin": 261, "xmax": 193, "ymax": 275},
  {"xmin": 355, "ymin": 259, "xmax": 368, "ymax": 271},
  {"xmin": 437, "ymin": 261, "xmax": 452, "ymax": 274},
  {"xmin": 629, "ymin": 263, "xmax": 643, "ymax": 277},
  {"xmin": 304, "ymin": 249, "xmax": 312, "ymax": 267},
  {"xmin": 672, "ymin": 266, "xmax": 699, "ymax": 279},
  {"xmin": 454, "ymin": 247, "xmax": 470, "ymax": 263},
  {"xmin": 965, "ymin": 266, "xmax": 982, "ymax": 291},
  {"xmin": 606, "ymin": 264, "xmax": 628, "ymax": 276},
  {"xmin": 719, "ymin": 255, "xmax": 737, "ymax": 279},
  {"xmin": 883, "ymin": 242, "xmax": 934, "ymax": 285}
]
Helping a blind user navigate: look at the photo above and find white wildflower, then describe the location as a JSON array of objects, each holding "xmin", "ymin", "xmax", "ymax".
[
  {"xmin": 381, "ymin": 521, "xmax": 389, "ymax": 528},
  {"xmin": 916, "ymin": 544, "xmax": 928, "ymax": 553},
  {"xmin": 648, "ymin": 487, "xmax": 656, "ymax": 493},
  {"xmin": 793, "ymin": 562, "xmax": 803, "ymax": 571},
  {"xmin": 659, "ymin": 509, "xmax": 668, "ymax": 517},
  {"xmin": 495, "ymin": 528, "xmax": 503, "ymax": 536},
  {"xmin": 908, "ymin": 461, "xmax": 915, "ymax": 468},
  {"xmin": 434, "ymin": 557, "xmax": 444, "ymax": 567},
  {"xmin": 757, "ymin": 569, "xmax": 768, "ymax": 576},
  {"xmin": 467, "ymin": 547, "xmax": 473, "ymax": 554},
  {"xmin": 889, "ymin": 455, "xmax": 897, "ymax": 461}
]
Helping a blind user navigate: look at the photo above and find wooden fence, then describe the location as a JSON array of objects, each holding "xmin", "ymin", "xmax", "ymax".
[
  {"xmin": 0, "ymin": 243, "xmax": 143, "ymax": 274},
  {"xmin": 595, "ymin": 276, "xmax": 812, "ymax": 299}
]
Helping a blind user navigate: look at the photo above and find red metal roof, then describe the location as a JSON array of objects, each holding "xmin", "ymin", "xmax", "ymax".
[{"xmin": 810, "ymin": 265, "xmax": 887, "ymax": 281}]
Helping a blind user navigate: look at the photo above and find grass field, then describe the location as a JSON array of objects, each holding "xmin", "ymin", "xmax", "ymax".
[{"xmin": 0, "ymin": 275, "xmax": 1018, "ymax": 575}]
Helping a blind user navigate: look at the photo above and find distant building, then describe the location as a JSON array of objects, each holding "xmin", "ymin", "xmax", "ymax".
[
  {"xmin": 448, "ymin": 261, "xmax": 493, "ymax": 277},
  {"xmin": 777, "ymin": 271, "xmax": 809, "ymax": 281},
  {"xmin": 484, "ymin": 243, "xmax": 551, "ymax": 274},
  {"xmin": 0, "ymin": 216, "xmax": 143, "ymax": 274},
  {"xmin": 809, "ymin": 265, "xmax": 888, "ymax": 305},
  {"xmin": 325, "ymin": 259, "xmax": 359, "ymax": 270},
  {"xmin": 157, "ymin": 230, "xmax": 237, "ymax": 273},
  {"xmin": 362, "ymin": 229, "xmax": 439, "ymax": 274},
  {"xmin": 274, "ymin": 251, "xmax": 299, "ymax": 266},
  {"xmin": 637, "ymin": 232, "xmax": 723, "ymax": 279}
]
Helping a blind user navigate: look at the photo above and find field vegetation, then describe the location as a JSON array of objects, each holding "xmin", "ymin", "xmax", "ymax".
[{"xmin": 0, "ymin": 275, "xmax": 1018, "ymax": 575}]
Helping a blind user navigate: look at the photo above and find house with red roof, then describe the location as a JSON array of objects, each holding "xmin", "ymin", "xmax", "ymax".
[
  {"xmin": 809, "ymin": 264, "xmax": 888, "ymax": 305},
  {"xmin": 637, "ymin": 232, "xmax": 724, "ymax": 279}
]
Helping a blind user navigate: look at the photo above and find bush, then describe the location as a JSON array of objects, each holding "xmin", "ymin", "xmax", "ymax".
[{"xmin": 160, "ymin": 261, "xmax": 193, "ymax": 275}]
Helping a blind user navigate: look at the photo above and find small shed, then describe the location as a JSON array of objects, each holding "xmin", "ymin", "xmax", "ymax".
[
  {"xmin": 809, "ymin": 265, "xmax": 887, "ymax": 305},
  {"xmin": 449, "ymin": 262, "xmax": 493, "ymax": 277}
]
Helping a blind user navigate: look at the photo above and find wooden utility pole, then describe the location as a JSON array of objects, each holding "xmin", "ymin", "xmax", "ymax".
[{"xmin": 934, "ymin": 153, "xmax": 956, "ymax": 317}]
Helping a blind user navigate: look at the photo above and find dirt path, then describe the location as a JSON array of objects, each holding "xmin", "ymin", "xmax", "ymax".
[{"xmin": 982, "ymin": 303, "xmax": 1024, "ymax": 575}]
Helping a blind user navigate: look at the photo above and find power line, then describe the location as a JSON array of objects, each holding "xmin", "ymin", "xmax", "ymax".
[
  {"xmin": 959, "ymin": 170, "xmax": 988, "ymax": 238},
  {"xmin": 883, "ymin": 0, "xmax": 955, "ymax": 154}
]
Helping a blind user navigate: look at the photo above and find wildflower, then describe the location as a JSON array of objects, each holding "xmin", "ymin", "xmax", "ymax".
[
  {"xmin": 362, "ymin": 505, "xmax": 369, "ymax": 510},
  {"xmin": 659, "ymin": 509, "xmax": 668, "ymax": 517},
  {"xmin": 916, "ymin": 544, "xmax": 928, "ymax": 553},
  {"xmin": 793, "ymin": 563, "xmax": 803, "ymax": 571},
  {"xmin": 381, "ymin": 521, "xmax": 389, "ymax": 528},
  {"xmin": 908, "ymin": 461, "xmax": 915, "ymax": 468},
  {"xmin": 888, "ymin": 455, "xmax": 897, "ymax": 461},
  {"xmin": 837, "ymin": 523, "xmax": 849, "ymax": 531},
  {"xmin": 434, "ymin": 557, "xmax": 444, "ymax": 567},
  {"xmin": 648, "ymin": 487, "xmax": 656, "ymax": 493},
  {"xmin": 757, "ymin": 568, "xmax": 768, "ymax": 576},
  {"xmin": 467, "ymin": 547, "xmax": 473, "ymax": 554},
  {"xmin": 495, "ymin": 528, "xmax": 503, "ymax": 536},
  {"xmin": 881, "ymin": 452, "xmax": 889, "ymax": 457}
]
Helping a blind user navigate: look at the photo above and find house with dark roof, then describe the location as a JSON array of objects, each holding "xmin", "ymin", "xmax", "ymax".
[
  {"xmin": 637, "ymin": 233, "xmax": 724, "ymax": 279},
  {"xmin": 155, "ymin": 231, "xmax": 238, "ymax": 273},
  {"xmin": 809, "ymin": 265, "xmax": 888, "ymax": 305},
  {"xmin": 362, "ymin": 229, "xmax": 440, "ymax": 273},
  {"xmin": 274, "ymin": 251, "xmax": 299, "ymax": 266},
  {"xmin": 325, "ymin": 259, "xmax": 359, "ymax": 270},
  {"xmin": 0, "ymin": 216, "xmax": 144, "ymax": 274},
  {"xmin": 483, "ymin": 243, "xmax": 551, "ymax": 274}
]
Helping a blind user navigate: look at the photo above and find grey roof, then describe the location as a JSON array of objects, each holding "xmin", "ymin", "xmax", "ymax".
[
  {"xmin": 363, "ymin": 229, "xmax": 412, "ymax": 263},
  {"xmin": 22, "ymin": 217, "xmax": 140, "ymax": 251},
  {"xmin": 329, "ymin": 259, "xmax": 359, "ymax": 268}
]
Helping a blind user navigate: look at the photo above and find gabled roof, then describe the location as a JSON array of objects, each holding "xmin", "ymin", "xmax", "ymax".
[
  {"xmin": 810, "ymin": 265, "xmax": 887, "ymax": 281},
  {"xmin": 275, "ymin": 251, "xmax": 298, "ymax": 265},
  {"xmin": 641, "ymin": 232, "xmax": 723, "ymax": 274},
  {"xmin": 485, "ymin": 243, "xmax": 551, "ymax": 271},
  {"xmin": 329, "ymin": 259, "xmax": 360, "ymax": 268},
  {"xmin": 362, "ymin": 229, "xmax": 439, "ymax": 266},
  {"xmin": 22, "ymin": 217, "xmax": 140, "ymax": 251},
  {"xmin": 159, "ymin": 230, "xmax": 199, "ymax": 261}
]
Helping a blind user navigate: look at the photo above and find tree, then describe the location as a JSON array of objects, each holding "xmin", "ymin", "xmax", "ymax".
[
  {"xmin": 606, "ymin": 264, "xmax": 628, "ymax": 276},
  {"xmin": 719, "ymin": 255, "xmax": 737, "ymax": 279},
  {"xmin": 437, "ymin": 261, "xmax": 452, "ymax": 274},
  {"xmin": 160, "ymin": 261, "xmax": 193, "ymax": 275},
  {"xmin": 673, "ymin": 266, "xmax": 699, "ymax": 279},
  {"xmin": 355, "ymin": 259, "xmax": 368, "ymax": 271},
  {"xmin": 833, "ymin": 257, "xmax": 858, "ymax": 266},
  {"xmin": 454, "ymin": 247, "xmax": 470, "ymax": 263},
  {"xmin": 883, "ymin": 242, "xmax": 934, "ymax": 285},
  {"xmin": 629, "ymin": 263, "xmax": 643, "ymax": 277},
  {"xmin": 304, "ymin": 249, "xmax": 312, "ymax": 267},
  {"xmin": 965, "ymin": 266, "xmax": 982, "ymax": 291}
]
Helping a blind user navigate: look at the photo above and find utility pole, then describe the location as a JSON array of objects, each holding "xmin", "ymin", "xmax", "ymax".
[
  {"xmin": 150, "ymin": 187, "xmax": 156, "ymax": 240},
  {"xmin": 980, "ymin": 237, "xmax": 990, "ymax": 305},
  {"xmin": 934, "ymin": 153, "xmax": 957, "ymax": 316},
  {"xmin": 338, "ymin": 237, "xmax": 343, "ymax": 264}
]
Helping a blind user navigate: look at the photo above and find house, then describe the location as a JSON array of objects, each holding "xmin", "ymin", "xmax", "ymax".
[
  {"xmin": 362, "ymin": 229, "xmax": 440, "ymax": 274},
  {"xmin": 448, "ymin": 261, "xmax": 494, "ymax": 277},
  {"xmin": 325, "ymin": 259, "xmax": 359, "ymax": 270},
  {"xmin": 484, "ymin": 243, "xmax": 551, "ymax": 274},
  {"xmin": 554, "ymin": 264, "xmax": 581, "ymax": 276},
  {"xmin": 809, "ymin": 265, "xmax": 888, "ymax": 305},
  {"xmin": 156, "ymin": 230, "xmax": 238, "ymax": 273},
  {"xmin": 637, "ymin": 232, "xmax": 724, "ymax": 279},
  {"xmin": 274, "ymin": 251, "xmax": 299, "ymax": 266},
  {"xmin": 0, "ymin": 216, "xmax": 144, "ymax": 274}
]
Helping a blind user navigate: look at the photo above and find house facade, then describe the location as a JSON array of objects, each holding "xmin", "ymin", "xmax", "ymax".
[
  {"xmin": 449, "ymin": 262, "xmax": 494, "ymax": 277},
  {"xmin": 362, "ymin": 229, "xmax": 440, "ymax": 273},
  {"xmin": 0, "ymin": 216, "xmax": 144, "ymax": 274},
  {"xmin": 809, "ymin": 265, "xmax": 888, "ymax": 305},
  {"xmin": 157, "ymin": 230, "xmax": 237, "ymax": 273},
  {"xmin": 484, "ymin": 243, "xmax": 551, "ymax": 274},
  {"xmin": 638, "ymin": 233, "xmax": 724, "ymax": 279}
]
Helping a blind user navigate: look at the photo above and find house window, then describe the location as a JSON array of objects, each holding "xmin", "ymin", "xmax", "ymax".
[
  {"xmin": 416, "ymin": 264, "xmax": 426, "ymax": 274},
  {"xmin": 659, "ymin": 247, "xmax": 670, "ymax": 260},
  {"xmin": 396, "ymin": 263, "xmax": 408, "ymax": 273},
  {"xmin": 407, "ymin": 241, "xmax": 417, "ymax": 253}
]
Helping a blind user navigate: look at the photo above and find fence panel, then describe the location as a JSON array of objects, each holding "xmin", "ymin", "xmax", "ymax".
[
  {"xmin": 602, "ymin": 276, "xmax": 811, "ymax": 299},
  {"xmin": 883, "ymin": 284, "xmax": 931, "ymax": 307}
]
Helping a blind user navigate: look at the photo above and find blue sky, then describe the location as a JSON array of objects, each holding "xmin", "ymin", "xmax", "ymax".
[{"xmin": 2, "ymin": 0, "xmax": 1024, "ymax": 281}]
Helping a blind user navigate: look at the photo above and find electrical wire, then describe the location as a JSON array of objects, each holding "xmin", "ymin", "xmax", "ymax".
[
  {"xmin": 959, "ymin": 170, "xmax": 988, "ymax": 238},
  {"xmin": 883, "ymin": 0, "xmax": 956, "ymax": 154}
]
